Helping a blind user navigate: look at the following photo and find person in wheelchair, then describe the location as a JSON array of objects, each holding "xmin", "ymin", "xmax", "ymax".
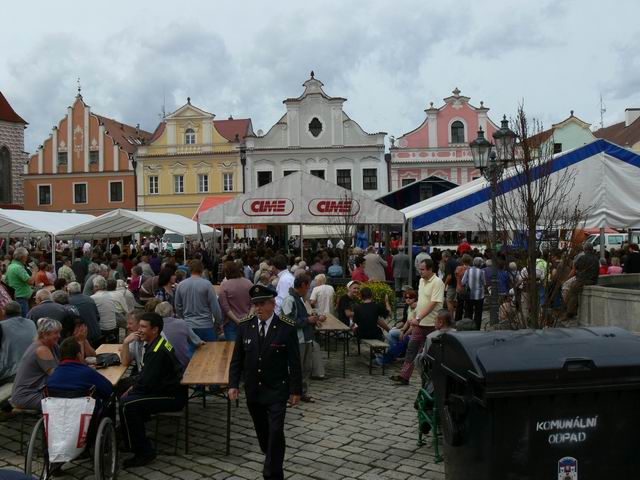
[{"xmin": 46, "ymin": 337, "xmax": 113, "ymax": 402}]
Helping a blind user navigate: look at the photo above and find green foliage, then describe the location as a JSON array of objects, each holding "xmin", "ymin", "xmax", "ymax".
[{"xmin": 335, "ymin": 281, "xmax": 394, "ymax": 305}]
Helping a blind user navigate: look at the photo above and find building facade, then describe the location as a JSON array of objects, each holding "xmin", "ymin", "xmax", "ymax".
[
  {"xmin": 244, "ymin": 72, "xmax": 388, "ymax": 198},
  {"xmin": 23, "ymin": 92, "xmax": 152, "ymax": 214},
  {"xmin": 529, "ymin": 111, "xmax": 595, "ymax": 155},
  {"xmin": 135, "ymin": 99, "xmax": 252, "ymax": 218},
  {"xmin": 0, "ymin": 91, "xmax": 27, "ymax": 207},
  {"xmin": 389, "ymin": 88, "xmax": 498, "ymax": 189},
  {"xmin": 595, "ymin": 108, "xmax": 640, "ymax": 153}
]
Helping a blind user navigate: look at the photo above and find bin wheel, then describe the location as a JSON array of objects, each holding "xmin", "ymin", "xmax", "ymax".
[
  {"xmin": 25, "ymin": 416, "xmax": 50, "ymax": 480},
  {"xmin": 94, "ymin": 417, "xmax": 118, "ymax": 480},
  {"xmin": 442, "ymin": 405, "xmax": 464, "ymax": 447}
]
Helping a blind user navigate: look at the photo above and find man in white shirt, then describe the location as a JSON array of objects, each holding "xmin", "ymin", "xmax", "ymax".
[
  {"xmin": 91, "ymin": 275, "xmax": 118, "ymax": 343},
  {"xmin": 273, "ymin": 255, "xmax": 295, "ymax": 315},
  {"xmin": 309, "ymin": 274, "xmax": 335, "ymax": 315}
]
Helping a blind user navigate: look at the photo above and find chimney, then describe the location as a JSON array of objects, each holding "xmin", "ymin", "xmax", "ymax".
[{"xmin": 625, "ymin": 108, "xmax": 640, "ymax": 127}]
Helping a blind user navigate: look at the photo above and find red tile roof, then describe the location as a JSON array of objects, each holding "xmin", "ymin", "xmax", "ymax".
[
  {"xmin": 527, "ymin": 127, "xmax": 554, "ymax": 148},
  {"xmin": 594, "ymin": 119, "xmax": 640, "ymax": 147},
  {"xmin": 148, "ymin": 122, "xmax": 166, "ymax": 144},
  {"xmin": 214, "ymin": 118, "xmax": 253, "ymax": 142},
  {"xmin": 0, "ymin": 91, "xmax": 27, "ymax": 124},
  {"xmin": 95, "ymin": 114, "xmax": 153, "ymax": 155}
]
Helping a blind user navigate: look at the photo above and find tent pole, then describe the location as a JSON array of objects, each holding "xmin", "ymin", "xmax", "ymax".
[
  {"xmin": 599, "ymin": 227, "xmax": 605, "ymax": 260},
  {"xmin": 120, "ymin": 235, "xmax": 124, "ymax": 254},
  {"xmin": 408, "ymin": 221, "xmax": 413, "ymax": 282},
  {"xmin": 300, "ymin": 223, "xmax": 304, "ymax": 261},
  {"xmin": 72, "ymin": 237, "xmax": 75, "ymax": 263},
  {"xmin": 51, "ymin": 234, "xmax": 56, "ymax": 266},
  {"xmin": 183, "ymin": 235, "xmax": 187, "ymax": 265},
  {"xmin": 5, "ymin": 235, "xmax": 9, "ymax": 256},
  {"xmin": 401, "ymin": 222, "xmax": 406, "ymax": 253}
]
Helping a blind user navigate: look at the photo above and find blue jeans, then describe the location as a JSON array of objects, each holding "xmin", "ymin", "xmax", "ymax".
[
  {"xmin": 191, "ymin": 327, "xmax": 217, "ymax": 355},
  {"xmin": 223, "ymin": 322, "xmax": 237, "ymax": 342},
  {"xmin": 16, "ymin": 298, "xmax": 29, "ymax": 318}
]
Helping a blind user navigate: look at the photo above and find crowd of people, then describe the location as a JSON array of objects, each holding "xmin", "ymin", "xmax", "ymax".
[{"xmin": 0, "ymin": 230, "xmax": 638, "ymax": 472}]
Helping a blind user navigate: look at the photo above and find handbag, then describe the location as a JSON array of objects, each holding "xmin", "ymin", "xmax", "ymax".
[
  {"xmin": 42, "ymin": 395, "xmax": 96, "ymax": 462},
  {"xmin": 95, "ymin": 352, "xmax": 121, "ymax": 369}
]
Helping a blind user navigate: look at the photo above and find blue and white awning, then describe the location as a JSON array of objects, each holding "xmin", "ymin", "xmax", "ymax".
[{"xmin": 402, "ymin": 140, "xmax": 640, "ymax": 231}]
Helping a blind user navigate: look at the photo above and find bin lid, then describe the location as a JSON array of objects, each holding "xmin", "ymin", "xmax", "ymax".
[{"xmin": 435, "ymin": 327, "xmax": 640, "ymax": 397}]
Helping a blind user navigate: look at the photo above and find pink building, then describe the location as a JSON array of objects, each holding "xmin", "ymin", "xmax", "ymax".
[{"xmin": 389, "ymin": 88, "xmax": 499, "ymax": 189}]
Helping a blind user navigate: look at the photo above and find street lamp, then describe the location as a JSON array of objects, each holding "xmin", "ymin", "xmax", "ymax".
[{"xmin": 469, "ymin": 117, "xmax": 517, "ymax": 325}]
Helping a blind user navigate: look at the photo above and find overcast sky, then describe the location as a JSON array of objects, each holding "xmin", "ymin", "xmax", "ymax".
[{"xmin": 2, "ymin": 0, "xmax": 639, "ymax": 152}]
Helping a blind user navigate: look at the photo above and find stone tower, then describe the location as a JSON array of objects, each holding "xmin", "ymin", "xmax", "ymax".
[{"xmin": 0, "ymin": 91, "xmax": 27, "ymax": 206}]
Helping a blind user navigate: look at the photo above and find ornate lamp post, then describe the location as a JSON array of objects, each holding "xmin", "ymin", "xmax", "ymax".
[{"xmin": 469, "ymin": 116, "xmax": 517, "ymax": 325}]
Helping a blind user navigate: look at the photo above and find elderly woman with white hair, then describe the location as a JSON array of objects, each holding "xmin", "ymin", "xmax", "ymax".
[{"xmin": 10, "ymin": 318, "xmax": 62, "ymax": 411}]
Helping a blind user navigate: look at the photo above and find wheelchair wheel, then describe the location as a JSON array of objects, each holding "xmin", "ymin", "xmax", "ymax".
[
  {"xmin": 25, "ymin": 416, "xmax": 50, "ymax": 480},
  {"xmin": 94, "ymin": 417, "xmax": 118, "ymax": 480}
]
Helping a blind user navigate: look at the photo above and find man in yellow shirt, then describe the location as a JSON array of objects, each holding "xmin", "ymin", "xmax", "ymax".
[{"xmin": 391, "ymin": 258, "xmax": 444, "ymax": 385}]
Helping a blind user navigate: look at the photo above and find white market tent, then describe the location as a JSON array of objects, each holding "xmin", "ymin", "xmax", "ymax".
[
  {"xmin": 403, "ymin": 139, "xmax": 640, "ymax": 232},
  {"xmin": 198, "ymin": 171, "xmax": 405, "ymax": 226},
  {"xmin": 58, "ymin": 209, "xmax": 215, "ymax": 240},
  {"xmin": 0, "ymin": 209, "xmax": 96, "ymax": 264}
]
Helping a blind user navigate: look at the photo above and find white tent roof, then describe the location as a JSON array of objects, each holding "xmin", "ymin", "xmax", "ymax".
[
  {"xmin": 198, "ymin": 171, "xmax": 405, "ymax": 225},
  {"xmin": 403, "ymin": 140, "xmax": 640, "ymax": 231},
  {"xmin": 0, "ymin": 209, "xmax": 95, "ymax": 237},
  {"xmin": 57, "ymin": 209, "xmax": 214, "ymax": 239}
]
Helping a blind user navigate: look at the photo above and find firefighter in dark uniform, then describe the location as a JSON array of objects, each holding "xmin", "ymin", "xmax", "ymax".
[
  {"xmin": 119, "ymin": 312, "xmax": 187, "ymax": 468},
  {"xmin": 229, "ymin": 285, "xmax": 302, "ymax": 480}
]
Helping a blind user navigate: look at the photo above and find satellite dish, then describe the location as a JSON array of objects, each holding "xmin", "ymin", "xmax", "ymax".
[{"xmin": 257, "ymin": 129, "xmax": 264, "ymax": 136}]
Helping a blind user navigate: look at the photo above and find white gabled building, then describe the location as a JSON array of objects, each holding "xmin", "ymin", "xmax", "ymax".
[{"xmin": 244, "ymin": 72, "xmax": 388, "ymax": 199}]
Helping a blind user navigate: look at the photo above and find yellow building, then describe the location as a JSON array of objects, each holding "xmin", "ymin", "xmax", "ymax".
[{"xmin": 136, "ymin": 99, "xmax": 253, "ymax": 218}]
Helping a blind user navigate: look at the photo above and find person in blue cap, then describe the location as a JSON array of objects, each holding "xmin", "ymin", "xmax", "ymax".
[{"xmin": 229, "ymin": 284, "xmax": 302, "ymax": 480}]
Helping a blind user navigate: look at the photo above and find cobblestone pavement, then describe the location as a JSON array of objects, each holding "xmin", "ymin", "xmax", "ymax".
[{"xmin": 0, "ymin": 342, "xmax": 445, "ymax": 480}]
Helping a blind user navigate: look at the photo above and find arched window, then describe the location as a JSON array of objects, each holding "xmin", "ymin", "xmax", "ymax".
[
  {"xmin": 185, "ymin": 128, "xmax": 196, "ymax": 145},
  {"xmin": 0, "ymin": 147, "xmax": 11, "ymax": 203},
  {"xmin": 451, "ymin": 121, "xmax": 465, "ymax": 144}
]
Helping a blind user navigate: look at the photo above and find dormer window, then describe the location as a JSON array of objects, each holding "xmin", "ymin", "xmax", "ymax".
[
  {"xmin": 451, "ymin": 121, "xmax": 465, "ymax": 144},
  {"xmin": 309, "ymin": 118, "xmax": 322, "ymax": 137},
  {"xmin": 185, "ymin": 128, "xmax": 196, "ymax": 145}
]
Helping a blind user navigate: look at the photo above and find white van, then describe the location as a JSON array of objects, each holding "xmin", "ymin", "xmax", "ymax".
[
  {"xmin": 162, "ymin": 231, "xmax": 184, "ymax": 251},
  {"xmin": 586, "ymin": 233, "xmax": 627, "ymax": 250}
]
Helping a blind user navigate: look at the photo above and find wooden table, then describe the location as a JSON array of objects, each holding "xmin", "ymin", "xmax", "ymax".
[
  {"xmin": 181, "ymin": 341, "xmax": 235, "ymax": 455},
  {"xmin": 95, "ymin": 344, "xmax": 128, "ymax": 386},
  {"xmin": 316, "ymin": 313, "xmax": 350, "ymax": 378}
]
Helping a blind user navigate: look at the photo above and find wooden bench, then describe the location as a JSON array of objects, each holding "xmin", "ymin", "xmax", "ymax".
[
  {"xmin": 359, "ymin": 339, "xmax": 389, "ymax": 375},
  {"xmin": 181, "ymin": 341, "xmax": 235, "ymax": 456}
]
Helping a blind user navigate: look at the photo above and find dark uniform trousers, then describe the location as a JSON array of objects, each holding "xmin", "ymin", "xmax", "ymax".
[
  {"xmin": 120, "ymin": 390, "xmax": 187, "ymax": 455},
  {"xmin": 230, "ymin": 311, "xmax": 302, "ymax": 480},
  {"xmin": 247, "ymin": 400, "xmax": 287, "ymax": 480}
]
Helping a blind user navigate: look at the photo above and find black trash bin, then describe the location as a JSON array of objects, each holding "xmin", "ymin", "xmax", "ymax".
[{"xmin": 427, "ymin": 326, "xmax": 640, "ymax": 480}]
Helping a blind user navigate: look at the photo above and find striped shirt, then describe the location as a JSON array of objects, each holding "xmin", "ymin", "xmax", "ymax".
[{"xmin": 462, "ymin": 266, "xmax": 486, "ymax": 300}]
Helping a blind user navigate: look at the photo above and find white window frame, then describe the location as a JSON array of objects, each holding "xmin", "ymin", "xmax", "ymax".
[
  {"xmin": 198, "ymin": 173, "xmax": 209, "ymax": 193},
  {"xmin": 223, "ymin": 172, "xmax": 233, "ymax": 192},
  {"xmin": 72, "ymin": 182, "xmax": 88, "ymax": 204},
  {"xmin": 108, "ymin": 180, "xmax": 124, "ymax": 203},
  {"xmin": 310, "ymin": 169, "xmax": 326, "ymax": 180},
  {"xmin": 447, "ymin": 117, "xmax": 468, "ymax": 144},
  {"xmin": 256, "ymin": 170, "xmax": 273, "ymax": 188},
  {"xmin": 148, "ymin": 175, "xmax": 159, "ymax": 195},
  {"xmin": 401, "ymin": 178, "xmax": 416, "ymax": 187},
  {"xmin": 89, "ymin": 150, "xmax": 99, "ymax": 165},
  {"xmin": 185, "ymin": 129, "xmax": 196, "ymax": 145},
  {"xmin": 37, "ymin": 184, "xmax": 52, "ymax": 206},
  {"xmin": 336, "ymin": 168, "xmax": 352, "ymax": 190},
  {"xmin": 174, "ymin": 175, "xmax": 185, "ymax": 194},
  {"xmin": 362, "ymin": 168, "xmax": 378, "ymax": 191}
]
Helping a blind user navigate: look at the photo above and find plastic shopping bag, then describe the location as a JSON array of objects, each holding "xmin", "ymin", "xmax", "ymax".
[{"xmin": 41, "ymin": 396, "xmax": 96, "ymax": 462}]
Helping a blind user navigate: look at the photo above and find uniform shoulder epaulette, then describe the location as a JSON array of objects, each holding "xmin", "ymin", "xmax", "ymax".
[
  {"xmin": 239, "ymin": 314, "xmax": 256, "ymax": 324},
  {"xmin": 278, "ymin": 313, "xmax": 296, "ymax": 327}
]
